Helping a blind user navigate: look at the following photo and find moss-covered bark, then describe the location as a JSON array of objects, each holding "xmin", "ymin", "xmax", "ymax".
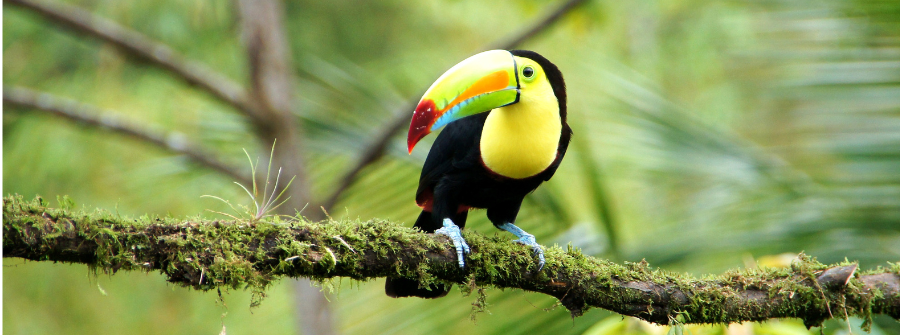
[{"xmin": 3, "ymin": 195, "xmax": 899, "ymax": 328}]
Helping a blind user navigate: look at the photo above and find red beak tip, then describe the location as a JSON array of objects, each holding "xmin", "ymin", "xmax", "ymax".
[
  {"xmin": 406, "ymin": 132, "xmax": 425, "ymax": 154},
  {"xmin": 407, "ymin": 99, "xmax": 438, "ymax": 154}
]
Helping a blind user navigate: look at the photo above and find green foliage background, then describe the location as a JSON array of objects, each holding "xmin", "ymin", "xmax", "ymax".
[{"xmin": 4, "ymin": 0, "xmax": 899, "ymax": 334}]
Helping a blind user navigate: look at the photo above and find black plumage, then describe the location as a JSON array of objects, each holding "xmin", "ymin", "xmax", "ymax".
[{"xmin": 386, "ymin": 50, "xmax": 571, "ymax": 298}]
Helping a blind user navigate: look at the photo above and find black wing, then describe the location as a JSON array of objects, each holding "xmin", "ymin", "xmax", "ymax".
[{"xmin": 415, "ymin": 113, "xmax": 487, "ymax": 205}]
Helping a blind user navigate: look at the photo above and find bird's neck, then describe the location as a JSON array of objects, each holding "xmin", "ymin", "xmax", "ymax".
[{"xmin": 479, "ymin": 88, "xmax": 561, "ymax": 179}]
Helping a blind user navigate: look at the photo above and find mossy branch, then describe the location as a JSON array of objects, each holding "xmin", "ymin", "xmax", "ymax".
[{"xmin": 3, "ymin": 195, "xmax": 899, "ymax": 328}]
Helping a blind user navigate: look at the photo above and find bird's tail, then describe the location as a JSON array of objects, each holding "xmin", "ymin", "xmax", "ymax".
[
  {"xmin": 385, "ymin": 210, "xmax": 451, "ymax": 298},
  {"xmin": 384, "ymin": 277, "xmax": 449, "ymax": 299}
]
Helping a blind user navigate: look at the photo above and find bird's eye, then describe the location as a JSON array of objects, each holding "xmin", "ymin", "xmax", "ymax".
[{"xmin": 522, "ymin": 66, "xmax": 535, "ymax": 79}]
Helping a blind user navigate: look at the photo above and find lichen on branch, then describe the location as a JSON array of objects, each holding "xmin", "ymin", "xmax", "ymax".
[{"xmin": 3, "ymin": 195, "xmax": 899, "ymax": 328}]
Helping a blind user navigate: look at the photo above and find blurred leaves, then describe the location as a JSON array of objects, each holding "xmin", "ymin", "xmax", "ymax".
[
  {"xmin": 4, "ymin": 0, "xmax": 900, "ymax": 334},
  {"xmin": 579, "ymin": 316, "xmax": 864, "ymax": 335}
]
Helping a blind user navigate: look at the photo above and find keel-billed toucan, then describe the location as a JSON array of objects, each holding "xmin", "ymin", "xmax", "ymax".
[{"xmin": 385, "ymin": 50, "xmax": 571, "ymax": 298}]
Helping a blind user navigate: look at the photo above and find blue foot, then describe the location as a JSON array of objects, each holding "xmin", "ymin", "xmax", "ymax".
[
  {"xmin": 498, "ymin": 222, "xmax": 545, "ymax": 271},
  {"xmin": 435, "ymin": 218, "xmax": 470, "ymax": 268}
]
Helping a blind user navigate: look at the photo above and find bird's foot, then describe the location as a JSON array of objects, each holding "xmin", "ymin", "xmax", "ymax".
[
  {"xmin": 498, "ymin": 222, "xmax": 545, "ymax": 271},
  {"xmin": 435, "ymin": 218, "xmax": 470, "ymax": 268}
]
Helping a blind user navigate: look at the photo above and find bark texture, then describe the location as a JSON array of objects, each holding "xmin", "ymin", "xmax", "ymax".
[{"xmin": 4, "ymin": 196, "xmax": 898, "ymax": 329}]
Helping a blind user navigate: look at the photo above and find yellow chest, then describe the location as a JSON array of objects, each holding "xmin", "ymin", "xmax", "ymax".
[{"xmin": 479, "ymin": 91, "xmax": 561, "ymax": 179}]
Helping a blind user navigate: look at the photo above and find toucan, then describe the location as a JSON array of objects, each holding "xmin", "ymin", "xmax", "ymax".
[{"xmin": 385, "ymin": 50, "xmax": 571, "ymax": 298}]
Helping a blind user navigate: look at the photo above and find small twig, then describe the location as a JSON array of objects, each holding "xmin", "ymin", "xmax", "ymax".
[
  {"xmin": 332, "ymin": 236, "xmax": 356, "ymax": 254},
  {"xmin": 320, "ymin": 206, "xmax": 333, "ymax": 221},
  {"xmin": 811, "ymin": 270, "xmax": 835, "ymax": 320},
  {"xmin": 4, "ymin": 86, "xmax": 250, "ymax": 184},
  {"xmin": 842, "ymin": 295, "xmax": 852, "ymax": 334},
  {"xmin": 544, "ymin": 285, "xmax": 574, "ymax": 312},
  {"xmin": 821, "ymin": 289, "xmax": 834, "ymax": 319},
  {"xmin": 485, "ymin": 0, "xmax": 590, "ymax": 50}
]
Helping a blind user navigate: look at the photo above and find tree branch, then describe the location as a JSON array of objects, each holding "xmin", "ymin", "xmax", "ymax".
[
  {"xmin": 5, "ymin": 195, "xmax": 898, "ymax": 329},
  {"xmin": 235, "ymin": 2, "xmax": 329, "ymax": 335},
  {"xmin": 4, "ymin": 0, "xmax": 260, "ymax": 119},
  {"xmin": 321, "ymin": 0, "xmax": 590, "ymax": 210},
  {"xmin": 236, "ymin": 0, "xmax": 315, "ymax": 215},
  {"xmin": 485, "ymin": 0, "xmax": 589, "ymax": 50},
  {"xmin": 3, "ymin": 87, "xmax": 249, "ymax": 184}
]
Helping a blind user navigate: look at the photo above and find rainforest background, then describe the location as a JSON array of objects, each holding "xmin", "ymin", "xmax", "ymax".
[{"xmin": 4, "ymin": 0, "xmax": 900, "ymax": 334}]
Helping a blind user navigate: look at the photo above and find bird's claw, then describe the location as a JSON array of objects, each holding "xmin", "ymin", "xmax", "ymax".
[
  {"xmin": 499, "ymin": 222, "xmax": 545, "ymax": 271},
  {"xmin": 512, "ymin": 235, "xmax": 545, "ymax": 271},
  {"xmin": 435, "ymin": 218, "xmax": 469, "ymax": 268}
]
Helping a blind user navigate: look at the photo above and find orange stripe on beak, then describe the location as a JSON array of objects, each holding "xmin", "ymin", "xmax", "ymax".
[
  {"xmin": 407, "ymin": 71, "xmax": 512, "ymax": 153},
  {"xmin": 406, "ymin": 50, "xmax": 521, "ymax": 154},
  {"xmin": 440, "ymin": 70, "xmax": 510, "ymax": 113}
]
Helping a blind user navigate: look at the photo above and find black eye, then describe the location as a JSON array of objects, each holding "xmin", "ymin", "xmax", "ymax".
[{"xmin": 522, "ymin": 66, "xmax": 535, "ymax": 78}]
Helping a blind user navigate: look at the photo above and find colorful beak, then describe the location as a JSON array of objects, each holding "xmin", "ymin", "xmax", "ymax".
[{"xmin": 407, "ymin": 50, "xmax": 521, "ymax": 153}]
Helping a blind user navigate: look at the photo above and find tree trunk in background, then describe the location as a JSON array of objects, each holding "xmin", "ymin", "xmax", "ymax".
[{"xmin": 237, "ymin": 1, "xmax": 334, "ymax": 335}]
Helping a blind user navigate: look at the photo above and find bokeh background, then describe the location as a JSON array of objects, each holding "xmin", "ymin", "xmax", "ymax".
[{"xmin": 4, "ymin": 0, "xmax": 900, "ymax": 334}]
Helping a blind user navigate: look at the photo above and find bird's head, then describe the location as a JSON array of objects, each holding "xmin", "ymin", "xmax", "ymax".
[{"xmin": 406, "ymin": 49, "xmax": 565, "ymax": 153}]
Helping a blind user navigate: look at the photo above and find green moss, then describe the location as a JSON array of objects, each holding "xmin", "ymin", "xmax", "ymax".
[{"xmin": 4, "ymin": 195, "xmax": 899, "ymax": 326}]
